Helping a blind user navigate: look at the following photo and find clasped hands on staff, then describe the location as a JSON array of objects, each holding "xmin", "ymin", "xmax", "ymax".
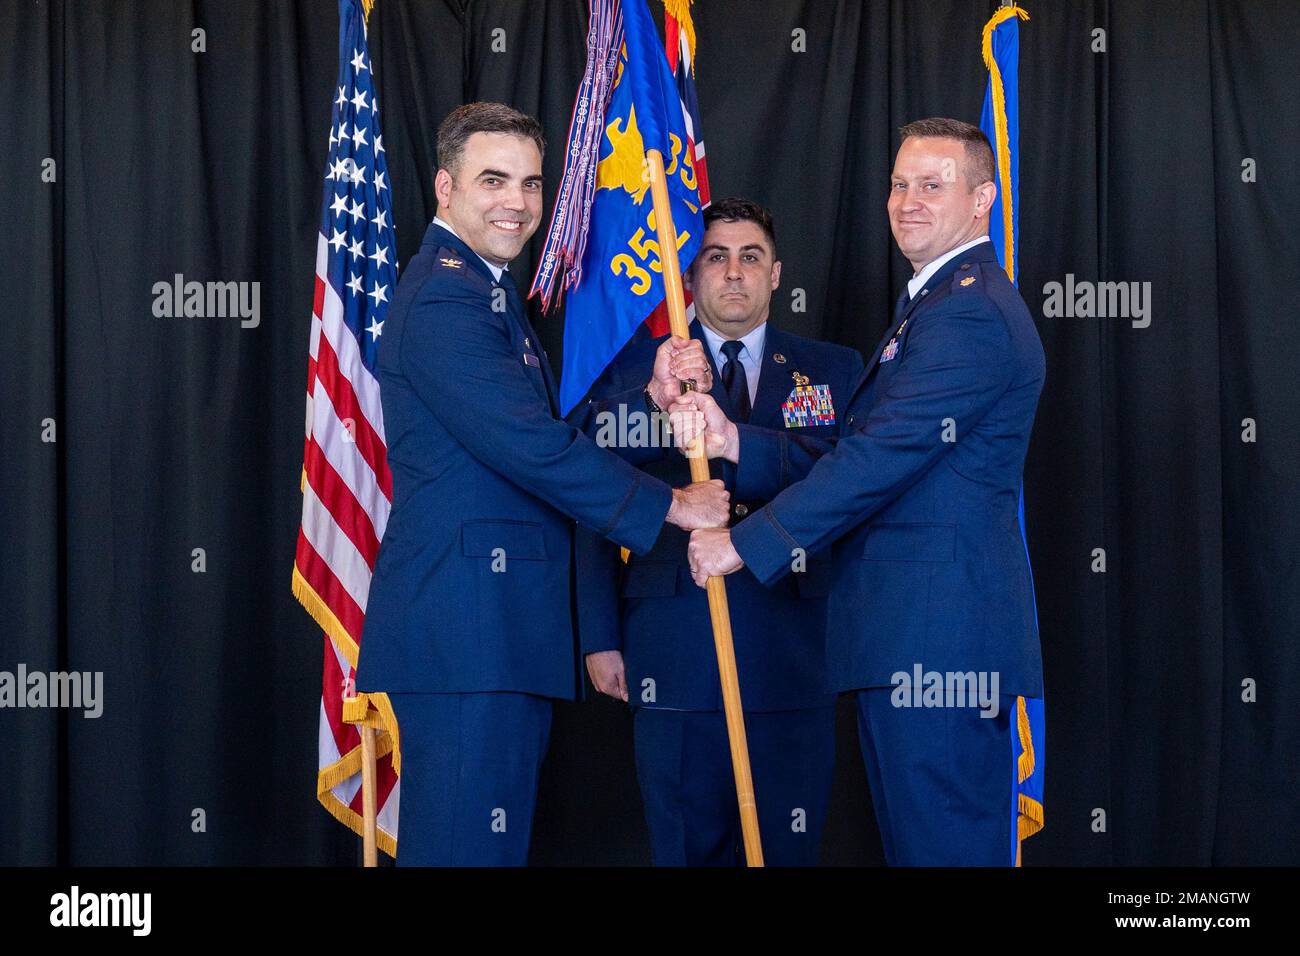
[{"xmin": 647, "ymin": 334, "xmax": 750, "ymax": 586}]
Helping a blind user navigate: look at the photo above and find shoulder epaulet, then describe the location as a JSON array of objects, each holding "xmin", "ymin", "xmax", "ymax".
[
  {"xmin": 951, "ymin": 261, "xmax": 983, "ymax": 292},
  {"xmin": 427, "ymin": 244, "xmax": 496, "ymax": 296},
  {"xmin": 434, "ymin": 245, "xmax": 467, "ymax": 272}
]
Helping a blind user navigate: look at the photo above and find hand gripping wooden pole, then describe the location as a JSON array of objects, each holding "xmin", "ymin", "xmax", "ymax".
[{"xmin": 646, "ymin": 148, "xmax": 765, "ymax": 867}]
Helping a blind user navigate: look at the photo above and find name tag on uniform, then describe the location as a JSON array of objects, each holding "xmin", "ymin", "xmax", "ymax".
[
  {"xmin": 523, "ymin": 353, "xmax": 540, "ymax": 368},
  {"xmin": 782, "ymin": 383, "xmax": 836, "ymax": 427}
]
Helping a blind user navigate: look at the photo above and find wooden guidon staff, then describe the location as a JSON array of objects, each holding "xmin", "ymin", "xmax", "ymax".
[{"xmin": 645, "ymin": 148, "xmax": 765, "ymax": 867}]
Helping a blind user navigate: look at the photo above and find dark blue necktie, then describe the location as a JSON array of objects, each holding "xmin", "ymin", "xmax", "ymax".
[
  {"xmin": 894, "ymin": 286, "xmax": 911, "ymax": 324},
  {"xmin": 720, "ymin": 339, "xmax": 751, "ymax": 424}
]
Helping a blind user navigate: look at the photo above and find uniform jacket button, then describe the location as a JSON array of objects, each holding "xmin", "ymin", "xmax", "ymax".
[{"xmin": 734, "ymin": 503, "xmax": 749, "ymax": 517}]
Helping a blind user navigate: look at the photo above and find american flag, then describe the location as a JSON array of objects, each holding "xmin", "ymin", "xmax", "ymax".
[
  {"xmin": 292, "ymin": 0, "xmax": 400, "ymax": 856},
  {"xmin": 645, "ymin": 0, "xmax": 711, "ymax": 336}
]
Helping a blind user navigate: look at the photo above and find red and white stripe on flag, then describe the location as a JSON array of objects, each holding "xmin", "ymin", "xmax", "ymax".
[
  {"xmin": 664, "ymin": 0, "xmax": 710, "ymax": 208},
  {"xmin": 647, "ymin": 0, "xmax": 710, "ymax": 336},
  {"xmin": 295, "ymin": 231, "xmax": 401, "ymax": 857},
  {"xmin": 293, "ymin": 0, "xmax": 402, "ymax": 857}
]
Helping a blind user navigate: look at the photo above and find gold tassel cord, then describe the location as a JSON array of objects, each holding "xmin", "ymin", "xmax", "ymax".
[{"xmin": 981, "ymin": 4, "xmax": 1029, "ymax": 284}]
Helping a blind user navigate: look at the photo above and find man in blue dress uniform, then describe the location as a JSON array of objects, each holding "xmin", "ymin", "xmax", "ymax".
[
  {"xmin": 575, "ymin": 199, "xmax": 864, "ymax": 865},
  {"xmin": 685, "ymin": 119, "xmax": 1046, "ymax": 866},
  {"xmin": 355, "ymin": 103, "xmax": 730, "ymax": 866}
]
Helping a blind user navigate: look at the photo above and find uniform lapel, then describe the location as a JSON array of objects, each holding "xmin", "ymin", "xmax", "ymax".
[
  {"xmin": 501, "ymin": 271, "xmax": 560, "ymax": 414},
  {"xmin": 750, "ymin": 327, "xmax": 796, "ymax": 428},
  {"xmin": 852, "ymin": 241, "xmax": 997, "ymax": 397},
  {"xmin": 864, "ymin": 311, "xmax": 901, "ymax": 378},
  {"xmin": 427, "ymin": 225, "xmax": 560, "ymax": 415}
]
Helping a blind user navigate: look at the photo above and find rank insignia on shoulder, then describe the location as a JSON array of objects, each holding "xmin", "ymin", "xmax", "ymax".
[
  {"xmin": 439, "ymin": 256, "xmax": 464, "ymax": 269},
  {"xmin": 960, "ymin": 275, "xmax": 976, "ymax": 287},
  {"xmin": 782, "ymin": 383, "xmax": 835, "ymax": 427}
]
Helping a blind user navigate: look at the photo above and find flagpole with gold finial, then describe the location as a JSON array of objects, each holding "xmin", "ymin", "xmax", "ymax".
[{"xmin": 645, "ymin": 147, "xmax": 765, "ymax": 867}]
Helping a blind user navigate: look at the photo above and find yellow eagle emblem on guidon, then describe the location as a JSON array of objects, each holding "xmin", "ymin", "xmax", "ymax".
[{"xmin": 596, "ymin": 104, "xmax": 650, "ymax": 204}]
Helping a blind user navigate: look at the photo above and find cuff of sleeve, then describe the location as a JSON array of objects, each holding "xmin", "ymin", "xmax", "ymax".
[
  {"xmin": 579, "ymin": 631, "xmax": 623, "ymax": 656},
  {"xmin": 590, "ymin": 387, "xmax": 673, "ymax": 467},
  {"xmin": 731, "ymin": 504, "xmax": 800, "ymax": 586},
  {"xmin": 733, "ymin": 424, "xmax": 787, "ymax": 500},
  {"xmin": 597, "ymin": 384, "xmax": 649, "ymax": 416},
  {"xmin": 607, "ymin": 474, "xmax": 673, "ymax": 556}
]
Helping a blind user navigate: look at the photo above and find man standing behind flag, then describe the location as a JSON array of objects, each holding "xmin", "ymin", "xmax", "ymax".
[
  {"xmin": 355, "ymin": 102, "xmax": 729, "ymax": 866},
  {"xmin": 533, "ymin": 0, "xmax": 779, "ymax": 862},
  {"xmin": 686, "ymin": 118, "xmax": 1045, "ymax": 866},
  {"xmin": 576, "ymin": 199, "xmax": 864, "ymax": 865}
]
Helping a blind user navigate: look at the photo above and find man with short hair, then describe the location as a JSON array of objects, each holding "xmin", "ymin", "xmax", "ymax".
[
  {"xmin": 356, "ymin": 102, "xmax": 729, "ymax": 866},
  {"xmin": 577, "ymin": 198, "xmax": 864, "ymax": 866},
  {"xmin": 686, "ymin": 119, "xmax": 1046, "ymax": 866}
]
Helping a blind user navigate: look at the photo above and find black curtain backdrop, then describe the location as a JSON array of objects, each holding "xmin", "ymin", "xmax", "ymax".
[{"xmin": 2, "ymin": 0, "xmax": 1296, "ymax": 866}]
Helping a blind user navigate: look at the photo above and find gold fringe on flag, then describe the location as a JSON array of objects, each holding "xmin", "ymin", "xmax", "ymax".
[
  {"xmin": 663, "ymin": 0, "xmax": 698, "ymax": 69},
  {"xmin": 1016, "ymin": 692, "xmax": 1035, "ymax": 783},
  {"xmin": 1014, "ymin": 694, "xmax": 1045, "ymax": 866},
  {"xmin": 981, "ymin": 3, "xmax": 1029, "ymax": 285},
  {"xmin": 316, "ymin": 723, "xmax": 395, "ymax": 793},
  {"xmin": 291, "ymin": 566, "xmax": 402, "ymax": 777},
  {"xmin": 319, "ymin": 787, "xmax": 398, "ymax": 858},
  {"xmin": 293, "ymin": 564, "xmax": 402, "ymax": 863}
]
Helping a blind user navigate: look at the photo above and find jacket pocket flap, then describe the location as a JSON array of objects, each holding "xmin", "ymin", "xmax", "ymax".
[
  {"xmin": 461, "ymin": 520, "xmax": 547, "ymax": 560},
  {"xmin": 620, "ymin": 560, "xmax": 679, "ymax": 598},
  {"xmin": 862, "ymin": 523, "xmax": 956, "ymax": 562}
]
